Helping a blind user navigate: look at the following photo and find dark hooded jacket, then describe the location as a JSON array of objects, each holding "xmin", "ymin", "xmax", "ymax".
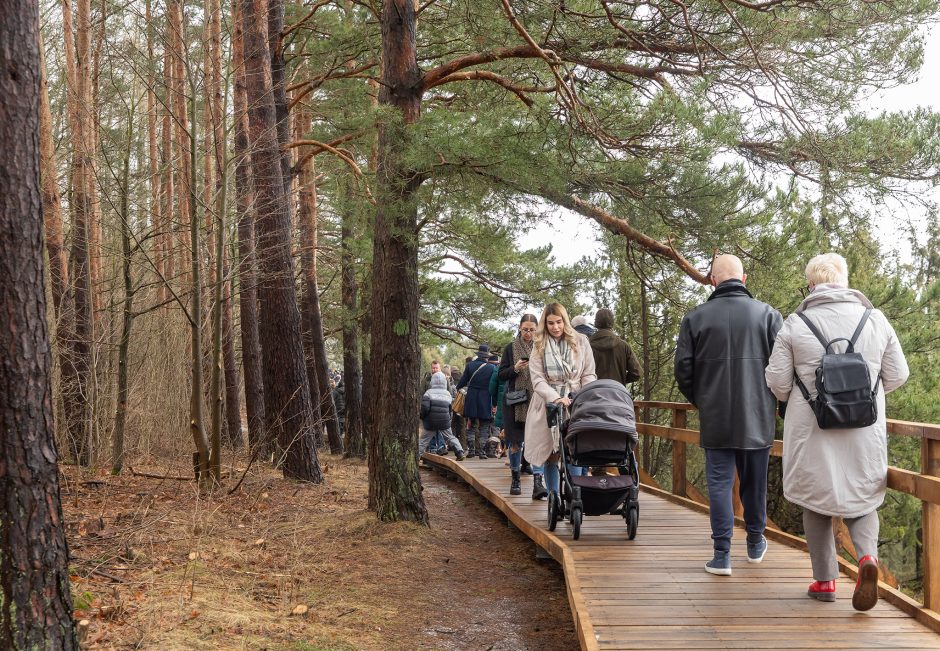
[
  {"xmin": 590, "ymin": 329, "xmax": 641, "ymax": 386},
  {"xmin": 674, "ymin": 279, "xmax": 783, "ymax": 449}
]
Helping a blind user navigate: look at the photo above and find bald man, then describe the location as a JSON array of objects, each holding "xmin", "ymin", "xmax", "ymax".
[{"xmin": 674, "ymin": 254, "xmax": 783, "ymax": 576}]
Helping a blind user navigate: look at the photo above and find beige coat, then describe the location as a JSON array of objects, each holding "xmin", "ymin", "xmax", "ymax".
[
  {"xmin": 765, "ymin": 287, "xmax": 909, "ymax": 518},
  {"xmin": 524, "ymin": 333, "xmax": 597, "ymax": 466}
]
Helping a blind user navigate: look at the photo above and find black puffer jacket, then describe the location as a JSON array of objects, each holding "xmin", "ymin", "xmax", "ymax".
[
  {"xmin": 674, "ymin": 280, "xmax": 782, "ymax": 449},
  {"xmin": 420, "ymin": 373, "xmax": 453, "ymax": 431}
]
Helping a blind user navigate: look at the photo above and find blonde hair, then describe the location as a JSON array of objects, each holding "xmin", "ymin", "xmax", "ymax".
[
  {"xmin": 535, "ymin": 302, "xmax": 579, "ymax": 353},
  {"xmin": 805, "ymin": 253, "xmax": 849, "ymax": 287}
]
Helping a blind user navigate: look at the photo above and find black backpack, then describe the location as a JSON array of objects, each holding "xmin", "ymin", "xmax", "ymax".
[{"xmin": 793, "ymin": 309, "xmax": 882, "ymax": 430}]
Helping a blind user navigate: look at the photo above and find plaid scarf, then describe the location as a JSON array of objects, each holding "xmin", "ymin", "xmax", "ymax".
[
  {"xmin": 544, "ymin": 336, "xmax": 574, "ymax": 396},
  {"xmin": 511, "ymin": 334, "xmax": 534, "ymax": 422}
]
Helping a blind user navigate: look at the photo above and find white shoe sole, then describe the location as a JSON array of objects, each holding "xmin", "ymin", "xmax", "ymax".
[
  {"xmin": 704, "ymin": 565, "xmax": 732, "ymax": 576},
  {"xmin": 747, "ymin": 550, "xmax": 767, "ymax": 564}
]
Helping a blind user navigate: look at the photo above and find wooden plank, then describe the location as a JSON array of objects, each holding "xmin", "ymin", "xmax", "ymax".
[
  {"xmin": 421, "ymin": 453, "xmax": 940, "ymax": 650},
  {"xmin": 924, "ymin": 436, "xmax": 940, "ymax": 612},
  {"xmin": 890, "ymin": 419, "xmax": 940, "ymax": 441},
  {"xmin": 671, "ymin": 409, "xmax": 687, "ymax": 497},
  {"xmin": 889, "ymin": 465, "xmax": 940, "ymax": 504}
]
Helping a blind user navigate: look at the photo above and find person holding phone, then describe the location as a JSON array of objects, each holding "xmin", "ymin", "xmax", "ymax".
[{"xmin": 498, "ymin": 314, "xmax": 538, "ymax": 496}]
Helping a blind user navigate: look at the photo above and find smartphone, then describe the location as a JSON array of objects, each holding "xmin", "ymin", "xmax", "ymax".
[{"xmin": 520, "ymin": 356, "xmax": 529, "ymax": 361}]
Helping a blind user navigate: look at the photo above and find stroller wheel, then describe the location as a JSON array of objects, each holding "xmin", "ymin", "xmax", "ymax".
[
  {"xmin": 626, "ymin": 506, "xmax": 638, "ymax": 540},
  {"xmin": 571, "ymin": 506, "xmax": 582, "ymax": 541},
  {"xmin": 547, "ymin": 491, "xmax": 559, "ymax": 531}
]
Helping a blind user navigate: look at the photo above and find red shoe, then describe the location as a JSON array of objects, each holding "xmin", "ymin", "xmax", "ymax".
[
  {"xmin": 807, "ymin": 580, "xmax": 836, "ymax": 602},
  {"xmin": 853, "ymin": 555, "xmax": 879, "ymax": 611}
]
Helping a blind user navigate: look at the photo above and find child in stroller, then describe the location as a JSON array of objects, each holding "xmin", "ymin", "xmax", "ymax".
[{"xmin": 546, "ymin": 379, "xmax": 640, "ymax": 540}]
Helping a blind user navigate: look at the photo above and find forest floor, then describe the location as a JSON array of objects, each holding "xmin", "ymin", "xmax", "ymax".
[{"xmin": 62, "ymin": 453, "xmax": 574, "ymax": 650}]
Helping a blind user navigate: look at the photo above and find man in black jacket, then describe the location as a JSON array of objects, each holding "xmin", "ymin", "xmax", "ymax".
[{"xmin": 674, "ymin": 254, "xmax": 782, "ymax": 576}]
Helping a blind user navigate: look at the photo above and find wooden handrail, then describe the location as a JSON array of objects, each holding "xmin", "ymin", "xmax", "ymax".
[
  {"xmin": 633, "ymin": 401, "xmax": 940, "ymax": 441},
  {"xmin": 633, "ymin": 400, "xmax": 940, "ymax": 615}
]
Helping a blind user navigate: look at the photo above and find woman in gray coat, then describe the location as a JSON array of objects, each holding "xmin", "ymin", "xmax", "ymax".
[{"xmin": 766, "ymin": 253, "xmax": 909, "ymax": 611}]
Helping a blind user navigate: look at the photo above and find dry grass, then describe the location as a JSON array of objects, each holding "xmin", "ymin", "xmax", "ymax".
[
  {"xmin": 65, "ymin": 455, "xmax": 439, "ymax": 650},
  {"xmin": 63, "ymin": 454, "xmax": 573, "ymax": 650}
]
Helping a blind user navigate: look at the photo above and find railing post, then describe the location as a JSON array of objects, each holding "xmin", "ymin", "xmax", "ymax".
[
  {"xmin": 672, "ymin": 408, "xmax": 687, "ymax": 497},
  {"xmin": 924, "ymin": 436, "xmax": 940, "ymax": 612}
]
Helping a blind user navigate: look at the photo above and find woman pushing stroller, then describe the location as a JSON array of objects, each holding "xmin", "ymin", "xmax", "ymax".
[{"xmin": 524, "ymin": 302, "xmax": 596, "ymax": 498}]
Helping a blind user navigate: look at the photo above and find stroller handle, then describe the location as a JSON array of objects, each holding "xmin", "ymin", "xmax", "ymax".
[{"xmin": 545, "ymin": 396, "xmax": 572, "ymax": 429}]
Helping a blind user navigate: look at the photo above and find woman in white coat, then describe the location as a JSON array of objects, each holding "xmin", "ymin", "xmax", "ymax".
[
  {"xmin": 524, "ymin": 302, "xmax": 597, "ymax": 499},
  {"xmin": 765, "ymin": 253, "xmax": 909, "ymax": 611}
]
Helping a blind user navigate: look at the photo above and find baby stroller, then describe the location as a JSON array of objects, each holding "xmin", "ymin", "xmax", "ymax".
[{"xmin": 547, "ymin": 379, "xmax": 640, "ymax": 541}]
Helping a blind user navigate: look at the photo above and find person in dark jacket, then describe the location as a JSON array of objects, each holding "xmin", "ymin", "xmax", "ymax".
[
  {"xmin": 420, "ymin": 372, "xmax": 465, "ymax": 460},
  {"xmin": 590, "ymin": 309, "xmax": 641, "ymax": 386},
  {"xmin": 456, "ymin": 344, "xmax": 497, "ymax": 459},
  {"xmin": 498, "ymin": 314, "xmax": 539, "ymax": 496},
  {"xmin": 674, "ymin": 254, "xmax": 783, "ymax": 576}
]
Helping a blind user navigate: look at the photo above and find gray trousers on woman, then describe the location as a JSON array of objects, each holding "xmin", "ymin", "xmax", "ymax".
[{"xmin": 803, "ymin": 508, "xmax": 879, "ymax": 581}]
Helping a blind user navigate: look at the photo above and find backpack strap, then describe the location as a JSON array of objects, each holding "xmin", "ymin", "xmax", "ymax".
[
  {"xmin": 849, "ymin": 308, "xmax": 872, "ymax": 347},
  {"xmin": 793, "ymin": 312, "xmax": 825, "ymax": 403},
  {"xmin": 796, "ymin": 312, "xmax": 829, "ymax": 349},
  {"xmin": 793, "ymin": 372, "xmax": 813, "ymax": 402}
]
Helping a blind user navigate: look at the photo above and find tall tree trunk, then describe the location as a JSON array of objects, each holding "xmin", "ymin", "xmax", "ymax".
[
  {"xmin": 222, "ymin": 249, "xmax": 243, "ymax": 449},
  {"xmin": 267, "ymin": 0, "xmax": 291, "ymax": 200},
  {"xmin": 38, "ymin": 39, "xmax": 69, "ymax": 321},
  {"xmin": 205, "ymin": 0, "xmax": 225, "ymax": 479},
  {"xmin": 87, "ymin": 0, "xmax": 104, "ymax": 324},
  {"xmin": 159, "ymin": 45, "xmax": 175, "ymax": 290},
  {"xmin": 360, "ymin": 78, "xmax": 380, "ymax": 469},
  {"xmin": 367, "ymin": 0, "xmax": 427, "ymax": 523},
  {"xmin": 233, "ymin": 1, "xmax": 266, "ymax": 451},
  {"xmin": 187, "ymin": 92, "xmax": 212, "ymax": 485},
  {"xmin": 295, "ymin": 109, "xmax": 342, "ymax": 454},
  {"xmin": 0, "ymin": 4, "xmax": 78, "ymax": 645},
  {"xmin": 112, "ymin": 112, "xmax": 135, "ymax": 476},
  {"xmin": 62, "ymin": 0, "xmax": 95, "ymax": 465},
  {"xmin": 169, "ymin": 0, "xmax": 192, "ymax": 285},
  {"xmin": 341, "ymin": 181, "xmax": 364, "ymax": 458},
  {"xmin": 240, "ymin": 0, "xmax": 321, "ymax": 481},
  {"xmin": 145, "ymin": 0, "xmax": 163, "ymax": 295},
  {"xmin": 640, "ymin": 276, "xmax": 652, "ymax": 473}
]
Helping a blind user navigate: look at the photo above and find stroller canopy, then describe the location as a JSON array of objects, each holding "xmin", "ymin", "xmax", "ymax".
[{"xmin": 566, "ymin": 380, "xmax": 637, "ymax": 441}]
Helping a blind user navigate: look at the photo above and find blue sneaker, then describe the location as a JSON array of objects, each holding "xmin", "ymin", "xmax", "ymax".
[
  {"xmin": 747, "ymin": 536, "xmax": 768, "ymax": 564},
  {"xmin": 705, "ymin": 551, "xmax": 732, "ymax": 576}
]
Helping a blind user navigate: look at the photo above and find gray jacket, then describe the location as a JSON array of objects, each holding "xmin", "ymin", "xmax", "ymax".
[
  {"xmin": 674, "ymin": 280, "xmax": 783, "ymax": 449},
  {"xmin": 765, "ymin": 286, "xmax": 909, "ymax": 517}
]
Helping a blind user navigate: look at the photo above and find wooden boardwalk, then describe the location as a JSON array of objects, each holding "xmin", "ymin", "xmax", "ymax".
[{"xmin": 423, "ymin": 453, "xmax": 940, "ymax": 650}]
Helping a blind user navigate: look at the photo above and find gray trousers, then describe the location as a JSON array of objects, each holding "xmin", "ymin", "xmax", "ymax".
[
  {"xmin": 419, "ymin": 428, "xmax": 464, "ymax": 456},
  {"xmin": 803, "ymin": 508, "xmax": 879, "ymax": 581}
]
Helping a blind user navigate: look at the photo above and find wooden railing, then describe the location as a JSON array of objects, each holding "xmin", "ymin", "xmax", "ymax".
[{"xmin": 633, "ymin": 400, "xmax": 940, "ymax": 630}]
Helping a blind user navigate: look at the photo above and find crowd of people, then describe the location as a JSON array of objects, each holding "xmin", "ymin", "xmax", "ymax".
[{"xmin": 418, "ymin": 252, "xmax": 908, "ymax": 612}]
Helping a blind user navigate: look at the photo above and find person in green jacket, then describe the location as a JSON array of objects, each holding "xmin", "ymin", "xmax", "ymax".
[{"xmin": 489, "ymin": 356, "xmax": 506, "ymax": 428}]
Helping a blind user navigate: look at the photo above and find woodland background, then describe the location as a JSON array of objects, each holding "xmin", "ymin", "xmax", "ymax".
[{"xmin": 24, "ymin": 0, "xmax": 940, "ymax": 631}]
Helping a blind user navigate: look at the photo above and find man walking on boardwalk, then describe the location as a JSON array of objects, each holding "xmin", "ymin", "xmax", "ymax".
[{"xmin": 674, "ymin": 254, "xmax": 782, "ymax": 576}]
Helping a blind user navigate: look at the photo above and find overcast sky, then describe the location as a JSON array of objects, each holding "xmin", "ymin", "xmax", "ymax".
[{"xmin": 521, "ymin": 30, "xmax": 940, "ymax": 269}]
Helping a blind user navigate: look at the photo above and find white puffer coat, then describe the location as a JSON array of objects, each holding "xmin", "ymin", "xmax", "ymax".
[{"xmin": 765, "ymin": 286, "xmax": 909, "ymax": 517}]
